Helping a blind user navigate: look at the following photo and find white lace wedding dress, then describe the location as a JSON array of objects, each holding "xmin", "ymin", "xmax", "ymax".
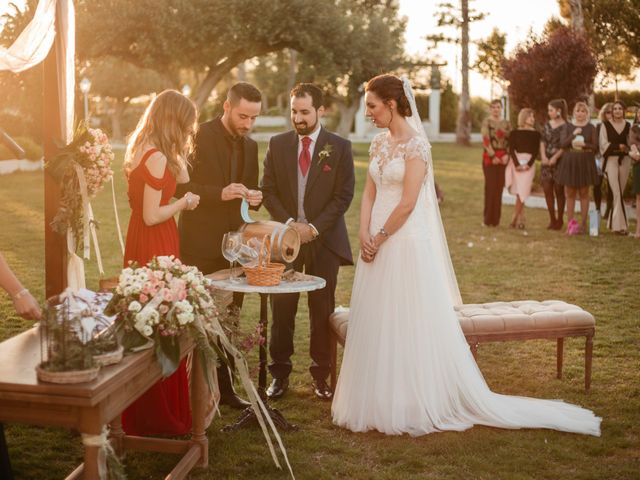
[{"xmin": 331, "ymin": 132, "xmax": 601, "ymax": 437}]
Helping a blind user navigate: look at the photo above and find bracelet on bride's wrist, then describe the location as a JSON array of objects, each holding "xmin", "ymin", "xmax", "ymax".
[
  {"xmin": 12, "ymin": 288, "xmax": 29, "ymax": 300},
  {"xmin": 378, "ymin": 227, "xmax": 389, "ymax": 238}
]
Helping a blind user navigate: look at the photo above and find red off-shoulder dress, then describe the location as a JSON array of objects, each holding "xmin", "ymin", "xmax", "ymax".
[{"xmin": 122, "ymin": 148, "xmax": 192, "ymax": 436}]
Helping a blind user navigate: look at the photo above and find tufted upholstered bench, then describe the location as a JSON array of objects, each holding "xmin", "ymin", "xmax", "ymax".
[{"xmin": 329, "ymin": 300, "xmax": 595, "ymax": 392}]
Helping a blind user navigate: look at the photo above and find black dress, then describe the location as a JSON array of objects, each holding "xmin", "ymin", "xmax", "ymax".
[
  {"xmin": 541, "ymin": 122, "xmax": 567, "ymax": 184},
  {"xmin": 555, "ymin": 122, "xmax": 598, "ymax": 188}
]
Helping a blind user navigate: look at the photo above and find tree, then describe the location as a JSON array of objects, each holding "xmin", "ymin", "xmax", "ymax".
[
  {"xmin": 427, "ymin": 1, "xmax": 486, "ymax": 146},
  {"xmin": 556, "ymin": 0, "xmax": 639, "ymax": 99},
  {"xmin": 84, "ymin": 57, "xmax": 173, "ymax": 140},
  {"xmin": 502, "ymin": 26, "xmax": 597, "ymax": 120},
  {"xmin": 582, "ymin": 0, "xmax": 640, "ymax": 59},
  {"xmin": 312, "ymin": 1, "xmax": 406, "ymax": 138},
  {"xmin": 76, "ymin": 0, "xmax": 357, "ymax": 110},
  {"xmin": 473, "ymin": 28, "xmax": 506, "ymax": 99}
]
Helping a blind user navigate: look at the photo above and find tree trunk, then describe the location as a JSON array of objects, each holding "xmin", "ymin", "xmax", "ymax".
[
  {"xmin": 335, "ymin": 97, "xmax": 361, "ymax": 139},
  {"xmin": 456, "ymin": 0, "xmax": 471, "ymax": 146},
  {"xmin": 192, "ymin": 65, "xmax": 234, "ymax": 110},
  {"xmin": 568, "ymin": 0, "xmax": 585, "ymax": 32},
  {"xmin": 191, "ymin": 42, "xmax": 296, "ymax": 110},
  {"xmin": 111, "ymin": 98, "xmax": 126, "ymax": 141}
]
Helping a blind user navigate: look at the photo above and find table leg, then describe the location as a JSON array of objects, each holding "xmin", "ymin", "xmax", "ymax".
[
  {"xmin": 82, "ymin": 429, "xmax": 101, "ymax": 479},
  {"xmin": 108, "ymin": 415, "xmax": 125, "ymax": 456},
  {"xmin": 190, "ymin": 351, "xmax": 210, "ymax": 468},
  {"xmin": 223, "ymin": 292, "xmax": 297, "ymax": 432},
  {"xmin": 258, "ymin": 293, "xmax": 268, "ymax": 396}
]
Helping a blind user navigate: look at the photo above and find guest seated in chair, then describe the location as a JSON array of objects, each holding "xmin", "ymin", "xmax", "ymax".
[{"xmin": 0, "ymin": 251, "xmax": 42, "ymax": 480}]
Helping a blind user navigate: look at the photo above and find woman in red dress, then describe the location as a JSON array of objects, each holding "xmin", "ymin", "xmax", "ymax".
[{"xmin": 121, "ymin": 89, "xmax": 201, "ymax": 436}]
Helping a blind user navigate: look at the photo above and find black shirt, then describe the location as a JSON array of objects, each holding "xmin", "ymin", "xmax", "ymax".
[
  {"xmin": 509, "ymin": 129, "xmax": 541, "ymax": 167},
  {"xmin": 215, "ymin": 117, "xmax": 244, "ymax": 183}
]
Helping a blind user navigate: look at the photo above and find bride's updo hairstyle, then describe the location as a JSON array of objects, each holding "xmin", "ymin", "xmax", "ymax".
[{"xmin": 365, "ymin": 74, "xmax": 412, "ymax": 117}]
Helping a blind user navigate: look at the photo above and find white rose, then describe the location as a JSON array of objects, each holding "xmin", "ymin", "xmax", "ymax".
[
  {"xmin": 177, "ymin": 312, "xmax": 194, "ymax": 325},
  {"xmin": 148, "ymin": 309, "xmax": 160, "ymax": 325},
  {"xmin": 128, "ymin": 301, "xmax": 142, "ymax": 312},
  {"xmin": 142, "ymin": 325, "xmax": 153, "ymax": 336}
]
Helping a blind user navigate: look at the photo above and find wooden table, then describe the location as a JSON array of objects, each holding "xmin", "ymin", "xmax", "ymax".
[{"xmin": 0, "ymin": 327, "xmax": 217, "ymax": 479}]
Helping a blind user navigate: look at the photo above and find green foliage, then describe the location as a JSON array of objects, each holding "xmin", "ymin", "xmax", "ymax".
[
  {"xmin": 440, "ymin": 81, "xmax": 458, "ymax": 132},
  {"xmin": 473, "ymin": 28, "xmax": 507, "ymax": 84},
  {"xmin": 554, "ymin": 0, "xmax": 639, "ymax": 89},
  {"xmin": 85, "ymin": 56, "xmax": 173, "ymax": 102},
  {"xmin": 593, "ymin": 90, "xmax": 640, "ymax": 110}
]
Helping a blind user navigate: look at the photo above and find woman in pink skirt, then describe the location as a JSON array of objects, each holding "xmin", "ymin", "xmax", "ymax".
[{"xmin": 506, "ymin": 108, "xmax": 540, "ymax": 229}]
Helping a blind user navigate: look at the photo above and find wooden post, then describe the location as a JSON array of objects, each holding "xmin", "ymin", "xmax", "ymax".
[{"xmin": 43, "ymin": 22, "xmax": 67, "ymax": 298}]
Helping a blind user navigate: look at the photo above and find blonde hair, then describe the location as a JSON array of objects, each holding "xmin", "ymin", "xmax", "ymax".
[
  {"xmin": 573, "ymin": 101, "xmax": 590, "ymax": 118},
  {"xmin": 124, "ymin": 89, "xmax": 198, "ymax": 178},
  {"xmin": 598, "ymin": 102, "xmax": 613, "ymax": 122},
  {"xmin": 517, "ymin": 108, "xmax": 534, "ymax": 128}
]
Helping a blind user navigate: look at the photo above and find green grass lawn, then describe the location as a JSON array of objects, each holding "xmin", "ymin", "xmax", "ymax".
[{"xmin": 0, "ymin": 142, "xmax": 638, "ymax": 479}]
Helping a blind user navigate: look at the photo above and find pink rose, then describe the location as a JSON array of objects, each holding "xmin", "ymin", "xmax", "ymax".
[
  {"xmin": 139, "ymin": 293, "xmax": 149, "ymax": 303},
  {"xmin": 163, "ymin": 289, "xmax": 174, "ymax": 302}
]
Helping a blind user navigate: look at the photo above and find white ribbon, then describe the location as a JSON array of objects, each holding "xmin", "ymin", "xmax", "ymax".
[
  {"xmin": 66, "ymin": 228, "xmax": 86, "ymax": 292},
  {"xmin": 111, "ymin": 177, "xmax": 125, "ymax": 255},
  {"xmin": 81, "ymin": 426, "xmax": 123, "ymax": 480},
  {"xmin": 66, "ymin": 163, "xmax": 105, "ymax": 291}
]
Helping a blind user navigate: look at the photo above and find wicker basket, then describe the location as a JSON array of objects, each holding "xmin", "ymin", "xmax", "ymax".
[
  {"xmin": 36, "ymin": 365, "xmax": 100, "ymax": 384},
  {"xmin": 93, "ymin": 344, "xmax": 124, "ymax": 367},
  {"xmin": 243, "ymin": 236, "xmax": 286, "ymax": 286}
]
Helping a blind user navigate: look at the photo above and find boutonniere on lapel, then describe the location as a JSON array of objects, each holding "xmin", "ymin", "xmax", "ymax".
[{"xmin": 317, "ymin": 143, "xmax": 333, "ymax": 168}]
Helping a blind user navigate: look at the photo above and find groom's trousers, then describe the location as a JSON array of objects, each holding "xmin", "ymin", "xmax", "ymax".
[{"xmin": 269, "ymin": 240, "xmax": 339, "ymax": 383}]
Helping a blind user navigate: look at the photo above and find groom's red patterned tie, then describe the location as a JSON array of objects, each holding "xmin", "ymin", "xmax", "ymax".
[{"xmin": 299, "ymin": 136, "xmax": 312, "ymax": 177}]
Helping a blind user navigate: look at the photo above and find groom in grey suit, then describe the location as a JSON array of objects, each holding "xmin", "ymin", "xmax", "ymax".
[{"xmin": 261, "ymin": 83, "xmax": 355, "ymax": 400}]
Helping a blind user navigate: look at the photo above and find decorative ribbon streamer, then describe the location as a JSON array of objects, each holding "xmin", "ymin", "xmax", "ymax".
[
  {"xmin": 73, "ymin": 163, "xmax": 91, "ymax": 260},
  {"xmin": 81, "ymin": 426, "xmax": 125, "ymax": 480},
  {"xmin": 240, "ymin": 198, "xmax": 255, "ymax": 224},
  {"xmin": 72, "ymin": 162, "xmax": 106, "ymax": 276},
  {"xmin": 88, "ymin": 202, "xmax": 105, "ymax": 276},
  {"xmin": 200, "ymin": 304, "xmax": 295, "ymax": 478},
  {"xmin": 111, "ymin": 176, "xmax": 125, "ymax": 256},
  {"xmin": 66, "ymin": 227, "xmax": 85, "ymax": 292}
]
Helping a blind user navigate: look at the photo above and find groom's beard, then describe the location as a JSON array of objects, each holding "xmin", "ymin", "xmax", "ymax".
[{"xmin": 294, "ymin": 118, "xmax": 318, "ymax": 136}]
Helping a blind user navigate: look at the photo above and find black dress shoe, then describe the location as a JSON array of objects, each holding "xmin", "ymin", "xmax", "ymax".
[
  {"xmin": 312, "ymin": 379, "xmax": 333, "ymax": 401},
  {"xmin": 220, "ymin": 393, "xmax": 251, "ymax": 410},
  {"xmin": 267, "ymin": 378, "xmax": 289, "ymax": 399}
]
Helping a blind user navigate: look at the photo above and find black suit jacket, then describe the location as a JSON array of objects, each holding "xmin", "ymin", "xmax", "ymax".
[
  {"xmin": 261, "ymin": 128, "xmax": 355, "ymax": 265},
  {"xmin": 176, "ymin": 118, "xmax": 259, "ymax": 271}
]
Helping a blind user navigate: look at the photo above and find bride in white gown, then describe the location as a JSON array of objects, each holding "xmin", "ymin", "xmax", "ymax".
[{"xmin": 331, "ymin": 74, "xmax": 601, "ymax": 437}]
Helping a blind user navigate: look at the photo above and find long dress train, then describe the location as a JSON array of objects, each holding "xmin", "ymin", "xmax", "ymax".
[{"xmin": 331, "ymin": 134, "xmax": 601, "ymax": 437}]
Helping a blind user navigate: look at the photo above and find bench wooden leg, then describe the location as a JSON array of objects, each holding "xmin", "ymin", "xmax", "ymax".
[
  {"xmin": 329, "ymin": 333, "xmax": 337, "ymax": 392},
  {"xmin": 556, "ymin": 337, "xmax": 564, "ymax": 379},
  {"xmin": 585, "ymin": 334, "xmax": 593, "ymax": 392},
  {"xmin": 469, "ymin": 342, "xmax": 478, "ymax": 360}
]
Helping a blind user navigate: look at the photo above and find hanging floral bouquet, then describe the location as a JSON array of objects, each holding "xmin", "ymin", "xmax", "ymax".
[{"xmin": 47, "ymin": 122, "xmax": 114, "ymax": 249}]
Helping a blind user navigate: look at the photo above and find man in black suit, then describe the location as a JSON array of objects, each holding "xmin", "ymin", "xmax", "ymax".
[
  {"xmin": 261, "ymin": 83, "xmax": 355, "ymax": 400},
  {"xmin": 176, "ymin": 82, "xmax": 263, "ymax": 408}
]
